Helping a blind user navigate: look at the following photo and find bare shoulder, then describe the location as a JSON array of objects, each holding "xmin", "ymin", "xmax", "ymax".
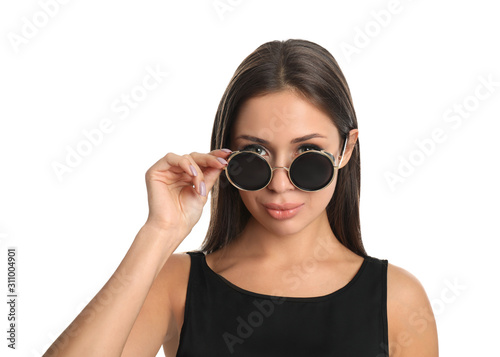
[
  {"xmin": 153, "ymin": 252, "xmax": 191, "ymax": 304},
  {"xmin": 386, "ymin": 262, "xmax": 439, "ymax": 356},
  {"xmin": 161, "ymin": 252, "xmax": 191, "ymax": 282}
]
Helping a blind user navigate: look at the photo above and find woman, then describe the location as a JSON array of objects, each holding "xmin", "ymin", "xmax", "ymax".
[{"xmin": 44, "ymin": 39, "xmax": 438, "ymax": 356}]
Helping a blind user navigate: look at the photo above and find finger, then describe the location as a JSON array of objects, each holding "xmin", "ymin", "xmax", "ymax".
[
  {"xmin": 180, "ymin": 153, "xmax": 227, "ymax": 197},
  {"xmin": 186, "ymin": 152, "xmax": 231, "ymax": 197},
  {"xmin": 190, "ymin": 151, "xmax": 230, "ymax": 170},
  {"xmin": 179, "ymin": 154, "xmax": 207, "ymax": 196},
  {"xmin": 189, "ymin": 152, "xmax": 231, "ymax": 196},
  {"xmin": 209, "ymin": 148, "xmax": 233, "ymax": 158},
  {"xmin": 147, "ymin": 153, "xmax": 198, "ymax": 183},
  {"xmin": 191, "ymin": 153, "xmax": 227, "ymax": 189}
]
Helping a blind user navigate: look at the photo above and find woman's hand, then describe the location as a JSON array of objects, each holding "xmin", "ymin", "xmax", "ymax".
[
  {"xmin": 41, "ymin": 150, "xmax": 233, "ymax": 357},
  {"xmin": 143, "ymin": 148, "xmax": 231, "ymax": 239}
]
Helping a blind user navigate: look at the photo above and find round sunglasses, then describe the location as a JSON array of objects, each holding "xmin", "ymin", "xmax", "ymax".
[{"xmin": 223, "ymin": 137, "xmax": 348, "ymax": 192}]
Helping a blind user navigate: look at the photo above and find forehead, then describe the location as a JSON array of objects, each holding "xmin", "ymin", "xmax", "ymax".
[{"xmin": 230, "ymin": 90, "xmax": 338, "ymax": 144}]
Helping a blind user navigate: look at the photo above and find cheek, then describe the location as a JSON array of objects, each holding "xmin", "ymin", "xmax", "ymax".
[
  {"xmin": 309, "ymin": 186, "xmax": 335, "ymax": 209},
  {"xmin": 238, "ymin": 192, "xmax": 259, "ymax": 212},
  {"xmin": 302, "ymin": 177, "xmax": 339, "ymax": 210}
]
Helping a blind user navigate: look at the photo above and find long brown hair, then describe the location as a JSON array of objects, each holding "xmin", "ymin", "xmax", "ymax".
[{"xmin": 200, "ymin": 39, "xmax": 366, "ymax": 257}]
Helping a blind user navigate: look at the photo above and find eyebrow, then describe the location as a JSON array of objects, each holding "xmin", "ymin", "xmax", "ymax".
[{"xmin": 235, "ymin": 133, "xmax": 327, "ymax": 145}]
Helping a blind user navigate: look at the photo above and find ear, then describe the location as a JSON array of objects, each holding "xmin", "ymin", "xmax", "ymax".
[{"xmin": 338, "ymin": 129, "xmax": 359, "ymax": 169}]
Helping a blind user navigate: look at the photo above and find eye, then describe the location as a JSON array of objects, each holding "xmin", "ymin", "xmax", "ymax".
[
  {"xmin": 240, "ymin": 143, "xmax": 324, "ymax": 156},
  {"xmin": 241, "ymin": 144, "xmax": 267, "ymax": 156},
  {"xmin": 298, "ymin": 144, "xmax": 323, "ymax": 153}
]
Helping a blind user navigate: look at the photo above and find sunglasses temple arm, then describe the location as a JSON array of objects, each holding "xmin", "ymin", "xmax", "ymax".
[{"xmin": 337, "ymin": 136, "xmax": 349, "ymax": 168}]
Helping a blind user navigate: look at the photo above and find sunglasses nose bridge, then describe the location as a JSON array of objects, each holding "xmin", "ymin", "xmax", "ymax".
[
  {"xmin": 269, "ymin": 166, "xmax": 290, "ymax": 178},
  {"xmin": 270, "ymin": 166, "xmax": 289, "ymax": 171},
  {"xmin": 267, "ymin": 166, "xmax": 294, "ymax": 191}
]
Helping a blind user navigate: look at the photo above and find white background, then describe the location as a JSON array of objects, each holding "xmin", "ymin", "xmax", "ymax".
[{"xmin": 1, "ymin": 0, "xmax": 499, "ymax": 355}]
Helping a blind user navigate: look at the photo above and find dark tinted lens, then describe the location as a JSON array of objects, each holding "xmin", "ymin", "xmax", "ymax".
[
  {"xmin": 226, "ymin": 152, "xmax": 271, "ymax": 190},
  {"xmin": 290, "ymin": 152, "xmax": 333, "ymax": 191}
]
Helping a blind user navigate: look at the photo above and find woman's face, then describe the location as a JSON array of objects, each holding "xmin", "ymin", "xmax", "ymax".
[{"xmin": 229, "ymin": 90, "xmax": 346, "ymax": 236}]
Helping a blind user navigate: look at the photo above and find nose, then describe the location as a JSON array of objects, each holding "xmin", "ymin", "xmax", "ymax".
[{"xmin": 266, "ymin": 165, "xmax": 294, "ymax": 192}]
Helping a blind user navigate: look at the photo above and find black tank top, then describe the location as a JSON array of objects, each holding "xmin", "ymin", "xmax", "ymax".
[{"xmin": 176, "ymin": 251, "xmax": 389, "ymax": 357}]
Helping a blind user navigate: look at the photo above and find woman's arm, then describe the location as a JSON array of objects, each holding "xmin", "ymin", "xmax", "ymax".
[
  {"xmin": 43, "ymin": 150, "xmax": 230, "ymax": 356},
  {"xmin": 386, "ymin": 263, "xmax": 439, "ymax": 357},
  {"xmin": 121, "ymin": 251, "xmax": 191, "ymax": 356},
  {"xmin": 43, "ymin": 223, "xmax": 183, "ymax": 357}
]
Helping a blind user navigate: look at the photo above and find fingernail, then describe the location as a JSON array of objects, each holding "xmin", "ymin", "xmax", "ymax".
[
  {"xmin": 217, "ymin": 157, "xmax": 228, "ymax": 165},
  {"xmin": 190, "ymin": 165, "xmax": 197, "ymax": 176},
  {"xmin": 200, "ymin": 181, "xmax": 206, "ymax": 197},
  {"xmin": 221, "ymin": 148, "xmax": 232, "ymax": 153}
]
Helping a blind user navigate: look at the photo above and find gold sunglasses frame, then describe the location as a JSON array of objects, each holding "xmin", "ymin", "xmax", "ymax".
[{"xmin": 224, "ymin": 136, "xmax": 349, "ymax": 192}]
